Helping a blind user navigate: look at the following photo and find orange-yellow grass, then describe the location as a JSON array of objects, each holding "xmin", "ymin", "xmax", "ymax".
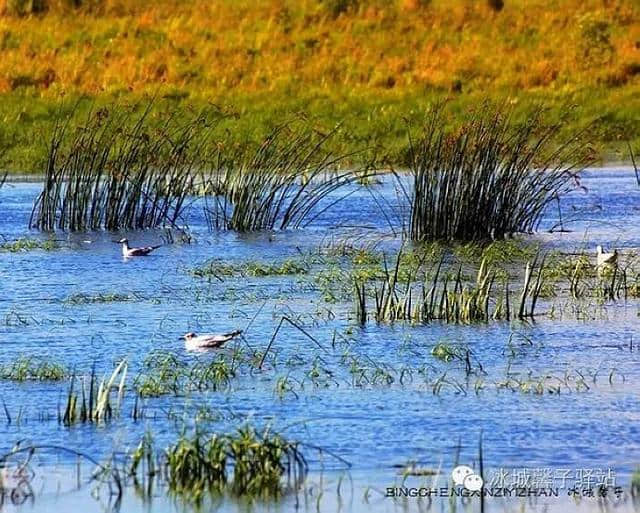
[
  {"xmin": 0, "ymin": 0, "xmax": 638, "ymax": 172},
  {"xmin": 0, "ymin": 0, "xmax": 637, "ymax": 96}
]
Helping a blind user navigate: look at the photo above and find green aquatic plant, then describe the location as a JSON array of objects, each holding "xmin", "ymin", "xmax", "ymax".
[
  {"xmin": 431, "ymin": 343, "xmax": 461, "ymax": 363},
  {"xmin": 135, "ymin": 352, "xmax": 240, "ymax": 397},
  {"xmin": 63, "ymin": 292, "xmax": 137, "ymax": 304},
  {"xmin": 0, "ymin": 237, "xmax": 58, "ymax": 252},
  {"xmin": 541, "ymin": 249, "xmax": 638, "ymax": 302},
  {"xmin": 228, "ymin": 426, "xmax": 297, "ymax": 497},
  {"xmin": 632, "ymin": 467, "xmax": 640, "ymax": 497},
  {"xmin": 274, "ymin": 375, "xmax": 300, "ymax": 400},
  {"xmin": 164, "ymin": 431, "xmax": 228, "ymax": 500},
  {"xmin": 352, "ymin": 248, "xmax": 548, "ymax": 325},
  {"xmin": 353, "ymin": 278, "xmax": 367, "ymax": 326},
  {"xmin": 405, "ymin": 102, "xmax": 591, "ymax": 242},
  {"xmin": 61, "ymin": 360, "xmax": 127, "ymax": 425},
  {"xmin": 134, "ymin": 353, "xmax": 187, "ymax": 398},
  {"xmin": 204, "ymin": 119, "xmax": 373, "ymax": 232},
  {"xmin": 191, "ymin": 356, "xmax": 237, "ymax": 392},
  {"xmin": 30, "ymin": 101, "xmax": 222, "ymax": 232},
  {"xmin": 190, "ymin": 258, "xmax": 309, "ymax": 280},
  {"xmin": 454, "ymin": 239, "xmax": 539, "ymax": 266},
  {"xmin": 128, "ymin": 426, "xmax": 307, "ymax": 501},
  {"xmin": 0, "ymin": 356, "xmax": 66, "ymax": 381}
]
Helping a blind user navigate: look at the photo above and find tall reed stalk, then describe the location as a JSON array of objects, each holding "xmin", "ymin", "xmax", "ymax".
[
  {"xmin": 31, "ymin": 102, "xmax": 221, "ymax": 231},
  {"xmin": 61, "ymin": 360, "xmax": 127, "ymax": 425},
  {"xmin": 404, "ymin": 103, "xmax": 591, "ymax": 242},
  {"xmin": 128, "ymin": 426, "xmax": 307, "ymax": 501},
  {"xmin": 204, "ymin": 120, "xmax": 372, "ymax": 231},
  {"xmin": 354, "ymin": 250, "xmax": 546, "ymax": 325}
]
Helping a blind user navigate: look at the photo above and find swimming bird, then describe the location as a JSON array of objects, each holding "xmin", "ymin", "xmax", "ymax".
[
  {"xmin": 181, "ymin": 330, "xmax": 243, "ymax": 350},
  {"xmin": 119, "ymin": 238, "xmax": 162, "ymax": 257},
  {"xmin": 596, "ymin": 245, "xmax": 618, "ymax": 268}
]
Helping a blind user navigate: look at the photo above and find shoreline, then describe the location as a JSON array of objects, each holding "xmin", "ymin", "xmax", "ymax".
[{"xmin": 2, "ymin": 164, "xmax": 639, "ymax": 183}]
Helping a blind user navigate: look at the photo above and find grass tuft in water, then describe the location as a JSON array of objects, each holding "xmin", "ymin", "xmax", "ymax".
[
  {"xmin": 61, "ymin": 360, "xmax": 127, "ymax": 425},
  {"xmin": 30, "ymin": 100, "xmax": 223, "ymax": 232},
  {"xmin": 0, "ymin": 237, "xmax": 58, "ymax": 252},
  {"xmin": 203, "ymin": 119, "xmax": 374, "ymax": 232},
  {"xmin": 404, "ymin": 102, "xmax": 592, "ymax": 242},
  {"xmin": 127, "ymin": 425, "xmax": 307, "ymax": 501},
  {"xmin": 352, "ymin": 249, "xmax": 547, "ymax": 325},
  {"xmin": 0, "ymin": 356, "xmax": 66, "ymax": 381},
  {"xmin": 134, "ymin": 352, "xmax": 239, "ymax": 398}
]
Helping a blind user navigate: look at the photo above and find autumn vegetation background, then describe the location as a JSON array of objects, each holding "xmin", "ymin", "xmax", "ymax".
[{"xmin": 0, "ymin": 0, "xmax": 638, "ymax": 172}]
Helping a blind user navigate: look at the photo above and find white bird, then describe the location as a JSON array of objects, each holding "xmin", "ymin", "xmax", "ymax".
[
  {"xmin": 596, "ymin": 245, "xmax": 618, "ymax": 268},
  {"xmin": 181, "ymin": 330, "xmax": 243, "ymax": 351},
  {"xmin": 119, "ymin": 238, "xmax": 162, "ymax": 257}
]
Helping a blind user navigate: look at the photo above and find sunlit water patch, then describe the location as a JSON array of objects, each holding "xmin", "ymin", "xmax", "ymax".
[{"xmin": 0, "ymin": 168, "xmax": 639, "ymax": 512}]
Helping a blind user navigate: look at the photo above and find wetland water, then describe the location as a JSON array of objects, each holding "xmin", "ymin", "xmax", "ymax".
[{"xmin": 0, "ymin": 168, "xmax": 639, "ymax": 512}]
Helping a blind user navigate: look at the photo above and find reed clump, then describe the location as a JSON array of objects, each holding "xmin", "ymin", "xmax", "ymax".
[
  {"xmin": 61, "ymin": 360, "xmax": 127, "ymax": 425},
  {"xmin": 353, "ymin": 250, "xmax": 547, "ymax": 325},
  {"xmin": 30, "ymin": 102, "xmax": 221, "ymax": 232},
  {"xmin": 134, "ymin": 352, "xmax": 238, "ymax": 398},
  {"xmin": 0, "ymin": 356, "xmax": 66, "ymax": 381},
  {"xmin": 204, "ymin": 120, "xmax": 371, "ymax": 232},
  {"xmin": 128, "ymin": 426, "xmax": 307, "ymax": 501},
  {"xmin": 405, "ymin": 103, "xmax": 592, "ymax": 242},
  {"xmin": 543, "ymin": 250, "xmax": 636, "ymax": 302}
]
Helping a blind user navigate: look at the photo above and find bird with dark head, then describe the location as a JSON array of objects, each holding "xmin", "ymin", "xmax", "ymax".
[
  {"xmin": 118, "ymin": 238, "xmax": 162, "ymax": 257},
  {"xmin": 180, "ymin": 330, "xmax": 243, "ymax": 350}
]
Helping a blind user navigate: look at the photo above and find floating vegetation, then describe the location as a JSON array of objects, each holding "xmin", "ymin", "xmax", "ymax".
[
  {"xmin": 0, "ymin": 356, "xmax": 66, "ymax": 381},
  {"xmin": 203, "ymin": 120, "xmax": 373, "ymax": 231},
  {"xmin": 30, "ymin": 101, "xmax": 222, "ymax": 232},
  {"xmin": 134, "ymin": 352, "xmax": 238, "ymax": 398},
  {"xmin": 128, "ymin": 426, "xmax": 307, "ymax": 501},
  {"xmin": 61, "ymin": 360, "xmax": 127, "ymax": 425},
  {"xmin": 496, "ymin": 369, "xmax": 596, "ymax": 395},
  {"xmin": 190, "ymin": 258, "xmax": 309, "ymax": 280},
  {"xmin": 63, "ymin": 292, "xmax": 139, "ymax": 304},
  {"xmin": 431, "ymin": 342, "xmax": 465, "ymax": 363},
  {"xmin": 404, "ymin": 102, "xmax": 592, "ymax": 242},
  {"xmin": 0, "ymin": 237, "xmax": 58, "ymax": 252},
  {"xmin": 454, "ymin": 239, "xmax": 539, "ymax": 267}
]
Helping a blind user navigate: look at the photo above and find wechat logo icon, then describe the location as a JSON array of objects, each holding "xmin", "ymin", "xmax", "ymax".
[{"xmin": 452, "ymin": 465, "xmax": 484, "ymax": 492}]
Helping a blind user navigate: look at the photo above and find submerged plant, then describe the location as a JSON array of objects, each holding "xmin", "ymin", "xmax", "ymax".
[{"xmin": 403, "ymin": 102, "xmax": 592, "ymax": 242}]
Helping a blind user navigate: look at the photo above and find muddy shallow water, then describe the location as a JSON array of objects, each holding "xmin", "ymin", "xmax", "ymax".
[{"xmin": 0, "ymin": 168, "xmax": 639, "ymax": 512}]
